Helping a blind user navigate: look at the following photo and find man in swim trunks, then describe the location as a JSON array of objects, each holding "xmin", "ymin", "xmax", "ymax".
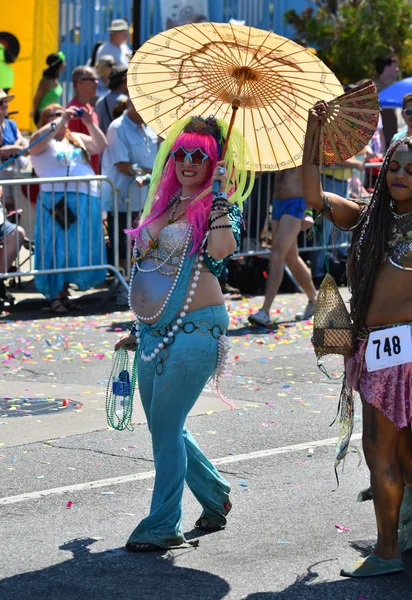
[{"xmin": 249, "ymin": 166, "xmax": 317, "ymax": 327}]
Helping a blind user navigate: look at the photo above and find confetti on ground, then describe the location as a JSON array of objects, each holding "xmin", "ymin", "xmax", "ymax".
[{"xmin": 334, "ymin": 523, "xmax": 352, "ymax": 532}]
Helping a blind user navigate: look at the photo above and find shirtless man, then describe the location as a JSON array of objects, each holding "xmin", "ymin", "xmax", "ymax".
[{"xmin": 248, "ymin": 166, "xmax": 317, "ymax": 327}]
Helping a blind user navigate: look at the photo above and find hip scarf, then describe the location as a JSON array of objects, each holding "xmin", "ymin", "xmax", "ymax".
[
  {"xmin": 346, "ymin": 323, "xmax": 412, "ymax": 429},
  {"xmin": 336, "ymin": 322, "xmax": 412, "ymax": 477}
]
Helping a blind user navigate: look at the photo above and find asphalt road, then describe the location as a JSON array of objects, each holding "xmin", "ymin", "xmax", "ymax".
[{"xmin": 0, "ymin": 291, "xmax": 411, "ymax": 600}]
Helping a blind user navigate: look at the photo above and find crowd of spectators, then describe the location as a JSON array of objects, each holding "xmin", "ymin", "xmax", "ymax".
[{"xmin": 0, "ymin": 25, "xmax": 409, "ymax": 314}]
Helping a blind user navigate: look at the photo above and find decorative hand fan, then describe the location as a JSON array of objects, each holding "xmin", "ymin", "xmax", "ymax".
[{"xmin": 310, "ymin": 79, "xmax": 380, "ymax": 166}]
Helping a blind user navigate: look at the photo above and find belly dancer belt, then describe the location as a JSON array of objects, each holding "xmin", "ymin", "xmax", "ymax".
[{"xmin": 149, "ymin": 321, "xmax": 228, "ymax": 375}]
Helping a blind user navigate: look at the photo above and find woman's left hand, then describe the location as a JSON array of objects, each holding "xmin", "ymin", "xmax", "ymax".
[{"xmin": 211, "ymin": 160, "xmax": 229, "ymax": 193}]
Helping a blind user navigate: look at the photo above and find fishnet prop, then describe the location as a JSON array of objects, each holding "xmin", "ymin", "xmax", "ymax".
[
  {"xmin": 311, "ymin": 273, "xmax": 354, "ymax": 359},
  {"xmin": 106, "ymin": 347, "xmax": 137, "ymax": 431}
]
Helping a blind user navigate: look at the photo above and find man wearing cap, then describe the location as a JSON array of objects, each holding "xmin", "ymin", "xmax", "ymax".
[
  {"xmin": 95, "ymin": 66, "xmax": 128, "ymax": 135},
  {"xmin": 95, "ymin": 19, "xmax": 132, "ymax": 68}
]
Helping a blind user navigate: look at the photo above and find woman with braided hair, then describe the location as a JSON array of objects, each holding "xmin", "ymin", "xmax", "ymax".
[
  {"xmin": 29, "ymin": 104, "xmax": 108, "ymax": 313},
  {"xmin": 114, "ymin": 115, "xmax": 253, "ymax": 552},
  {"xmin": 303, "ymin": 100, "xmax": 412, "ymax": 577}
]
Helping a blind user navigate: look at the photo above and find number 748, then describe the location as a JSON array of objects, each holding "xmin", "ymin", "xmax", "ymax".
[{"xmin": 373, "ymin": 336, "xmax": 401, "ymax": 360}]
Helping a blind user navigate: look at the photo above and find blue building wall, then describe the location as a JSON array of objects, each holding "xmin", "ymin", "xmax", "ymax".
[{"xmin": 59, "ymin": 0, "xmax": 314, "ymax": 102}]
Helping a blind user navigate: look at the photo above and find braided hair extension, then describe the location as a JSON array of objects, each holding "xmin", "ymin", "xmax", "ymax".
[{"xmin": 347, "ymin": 137, "xmax": 412, "ymax": 333}]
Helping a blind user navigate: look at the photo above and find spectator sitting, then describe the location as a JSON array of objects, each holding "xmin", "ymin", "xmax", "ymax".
[
  {"xmin": 29, "ymin": 104, "xmax": 108, "ymax": 314},
  {"xmin": 0, "ymin": 89, "xmax": 29, "ymax": 208},
  {"xmin": 0, "ymin": 184, "xmax": 25, "ymax": 309},
  {"xmin": 95, "ymin": 66, "xmax": 128, "ymax": 135},
  {"xmin": 95, "ymin": 55, "xmax": 116, "ymax": 98},
  {"xmin": 101, "ymin": 100, "xmax": 158, "ymax": 303},
  {"xmin": 391, "ymin": 93, "xmax": 412, "ymax": 144},
  {"xmin": 66, "ymin": 66, "xmax": 101, "ymax": 173},
  {"xmin": 95, "ymin": 19, "xmax": 132, "ymax": 68},
  {"xmin": 31, "ymin": 52, "xmax": 66, "ymax": 125}
]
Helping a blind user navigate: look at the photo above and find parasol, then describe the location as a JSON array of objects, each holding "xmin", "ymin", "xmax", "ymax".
[
  {"xmin": 310, "ymin": 79, "xmax": 380, "ymax": 166},
  {"xmin": 127, "ymin": 22, "xmax": 343, "ymax": 172}
]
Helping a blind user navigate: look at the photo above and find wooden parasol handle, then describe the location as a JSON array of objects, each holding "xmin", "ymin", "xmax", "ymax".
[{"xmin": 212, "ymin": 98, "xmax": 241, "ymax": 194}]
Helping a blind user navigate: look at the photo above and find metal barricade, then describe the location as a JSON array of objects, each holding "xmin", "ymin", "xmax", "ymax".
[
  {"xmin": 235, "ymin": 162, "xmax": 383, "ymax": 259},
  {"xmin": 0, "ymin": 175, "xmax": 128, "ymax": 295}
]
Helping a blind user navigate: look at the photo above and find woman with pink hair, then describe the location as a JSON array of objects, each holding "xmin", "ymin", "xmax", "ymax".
[{"xmin": 114, "ymin": 115, "xmax": 253, "ymax": 552}]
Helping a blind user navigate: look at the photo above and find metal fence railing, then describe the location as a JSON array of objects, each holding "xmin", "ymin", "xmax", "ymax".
[
  {"xmin": 1, "ymin": 162, "xmax": 382, "ymax": 302},
  {"xmin": 0, "ymin": 175, "xmax": 128, "ymax": 294}
]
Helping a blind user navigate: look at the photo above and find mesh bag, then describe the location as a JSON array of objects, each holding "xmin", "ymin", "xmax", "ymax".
[
  {"xmin": 106, "ymin": 347, "xmax": 137, "ymax": 431},
  {"xmin": 311, "ymin": 273, "xmax": 354, "ymax": 358}
]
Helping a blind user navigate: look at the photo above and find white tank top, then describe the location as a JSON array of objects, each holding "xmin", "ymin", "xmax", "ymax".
[{"xmin": 31, "ymin": 137, "xmax": 99, "ymax": 196}]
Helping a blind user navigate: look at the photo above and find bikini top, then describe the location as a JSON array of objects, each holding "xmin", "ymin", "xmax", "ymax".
[
  {"xmin": 386, "ymin": 216, "xmax": 412, "ymax": 271},
  {"xmin": 134, "ymin": 203, "xmax": 244, "ymax": 276},
  {"xmin": 136, "ymin": 222, "xmax": 193, "ymax": 266}
]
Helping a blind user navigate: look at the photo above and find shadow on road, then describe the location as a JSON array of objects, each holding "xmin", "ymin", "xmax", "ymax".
[
  {"xmin": 243, "ymin": 549, "xmax": 412, "ymax": 600},
  {"xmin": 0, "ymin": 537, "xmax": 230, "ymax": 600}
]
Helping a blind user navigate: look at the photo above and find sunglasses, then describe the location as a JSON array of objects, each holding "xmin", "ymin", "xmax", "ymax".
[
  {"xmin": 48, "ymin": 112, "xmax": 63, "ymax": 118},
  {"xmin": 80, "ymin": 77, "xmax": 98, "ymax": 82},
  {"xmin": 404, "ymin": 109, "xmax": 412, "ymax": 117},
  {"xmin": 171, "ymin": 146, "xmax": 209, "ymax": 166}
]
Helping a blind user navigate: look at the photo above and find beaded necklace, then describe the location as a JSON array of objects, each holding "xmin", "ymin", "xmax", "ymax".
[
  {"xmin": 386, "ymin": 211, "xmax": 412, "ymax": 270},
  {"xmin": 132, "ymin": 194, "xmax": 188, "ymax": 263}
]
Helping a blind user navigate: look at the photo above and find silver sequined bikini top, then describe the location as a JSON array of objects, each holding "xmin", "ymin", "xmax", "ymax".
[{"xmin": 137, "ymin": 222, "xmax": 193, "ymax": 265}]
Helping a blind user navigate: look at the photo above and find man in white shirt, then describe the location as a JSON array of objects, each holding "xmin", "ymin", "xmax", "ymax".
[
  {"xmin": 102, "ymin": 101, "xmax": 159, "ymax": 304},
  {"xmin": 95, "ymin": 19, "xmax": 132, "ymax": 68}
]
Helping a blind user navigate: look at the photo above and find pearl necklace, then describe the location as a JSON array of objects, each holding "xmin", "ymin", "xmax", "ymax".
[
  {"xmin": 131, "ymin": 248, "xmax": 204, "ymax": 363},
  {"xmin": 129, "ymin": 225, "xmax": 193, "ymax": 322}
]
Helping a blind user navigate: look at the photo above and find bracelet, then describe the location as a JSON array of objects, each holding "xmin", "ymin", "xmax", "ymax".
[
  {"xmin": 213, "ymin": 191, "xmax": 227, "ymax": 200},
  {"xmin": 211, "ymin": 199, "xmax": 228, "ymax": 207},
  {"xmin": 209, "ymin": 224, "xmax": 232, "ymax": 231},
  {"xmin": 209, "ymin": 213, "xmax": 228, "ymax": 226},
  {"xmin": 130, "ymin": 321, "xmax": 139, "ymax": 337},
  {"xmin": 303, "ymin": 208, "xmax": 313, "ymax": 217}
]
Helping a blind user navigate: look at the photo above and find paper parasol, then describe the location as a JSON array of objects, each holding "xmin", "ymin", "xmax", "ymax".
[
  {"xmin": 128, "ymin": 22, "xmax": 343, "ymax": 171},
  {"xmin": 310, "ymin": 79, "xmax": 380, "ymax": 166}
]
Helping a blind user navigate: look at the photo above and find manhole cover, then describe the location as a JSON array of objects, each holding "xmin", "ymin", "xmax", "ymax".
[{"xmin": 0, "ymin": 397, "xmax": 83, "ymax": 418}]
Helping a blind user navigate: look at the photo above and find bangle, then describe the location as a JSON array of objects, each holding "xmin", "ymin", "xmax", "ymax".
[
  {"xmin": 209, "ymin": 224, "xmax": 232, "ymax": 230},
  {"xmin": 303, "ymin": 209, "xmax": 313, "ymax": 217},
  {"xmin": 211, "ymin": 202, "xmax": 228, "ymax": 211},
  {"xmin": 213, "ymin": 191, "xmax": 227, "ymax": 199}
]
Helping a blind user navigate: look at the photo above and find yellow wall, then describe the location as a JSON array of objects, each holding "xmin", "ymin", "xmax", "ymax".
[{"xmin": 0, "ymin": 0, "xmax": 59, "ymax": 132}]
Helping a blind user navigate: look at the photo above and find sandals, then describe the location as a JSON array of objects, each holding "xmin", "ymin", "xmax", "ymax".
[
  {"xmin": 61, "ymin": 296, "xmax": 82, "ymax": 311},
  {"xmin": 49, "ymin": 296, "xmax": 82, "ymax": 314},
  {"xmin": 195, "ymin": 500, "xmax": 232, "ymax": 532},
  {"xmin": 126, "ymin": 542, "xmax": 166, "ymax": 553},
  {"xmin": 50, "ymin": 298, "xmax": 69, "ymax": 314}
]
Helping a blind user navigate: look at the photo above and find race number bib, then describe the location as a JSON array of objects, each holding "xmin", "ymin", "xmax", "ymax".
[{"xmin": 365, "ymin": 325, "xmax": 412, "ymax": 372}]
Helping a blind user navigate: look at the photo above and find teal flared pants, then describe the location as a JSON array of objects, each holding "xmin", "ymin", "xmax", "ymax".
[{"xmin": 127, "ymin": 305, "xmax": 231, "ymax": 548}]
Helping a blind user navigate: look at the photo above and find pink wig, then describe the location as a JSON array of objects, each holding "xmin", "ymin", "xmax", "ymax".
[{"xmin": 131, "ymin": 131, "xmax": 232, "ymax": 253}]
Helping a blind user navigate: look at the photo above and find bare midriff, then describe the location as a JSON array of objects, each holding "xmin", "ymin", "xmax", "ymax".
[
  {"xmin": 367, "ymin": 260, "xmax": 412, "ymax": 326},
  {"xmin": 130, "ymin": 258, "xmax": 224, "ymax": 324}
]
